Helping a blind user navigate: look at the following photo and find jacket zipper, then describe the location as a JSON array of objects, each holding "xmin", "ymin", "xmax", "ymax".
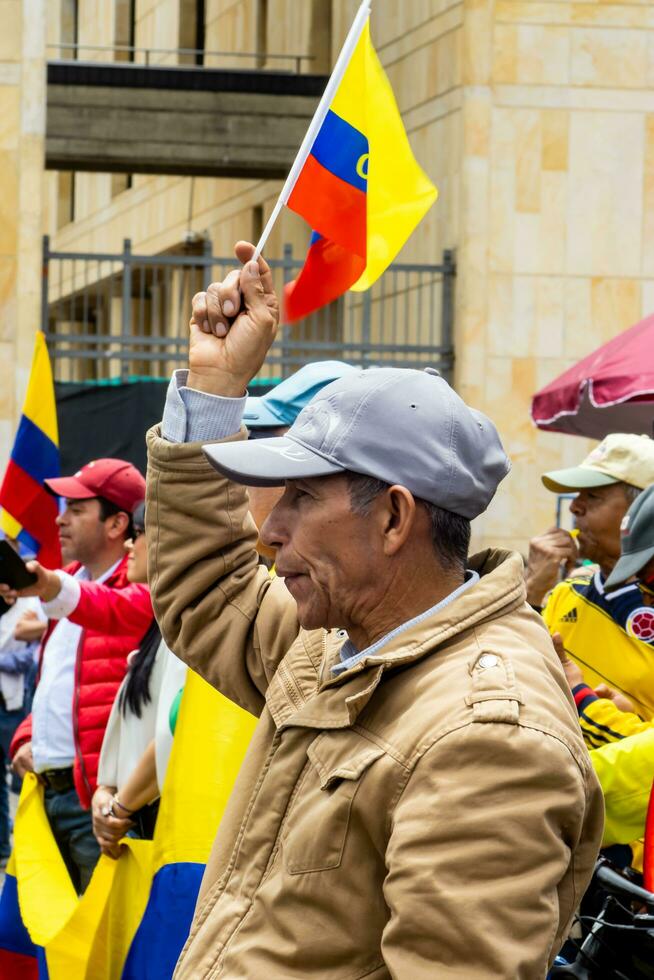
[{"xmin": 73, "ymin": 629, "xmax": 92, "ymax": 802}]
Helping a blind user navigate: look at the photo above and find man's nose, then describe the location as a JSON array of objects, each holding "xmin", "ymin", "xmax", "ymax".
[
  {"xmin": 569, "ymin": 494, "xmax": 583, "ymax": 516},
  {"xmin": 56, "ymin": 511, "xmax": 67, "ymax": 527},
  {"xmin": 260, "ymin": 501, "xmax": 286, "ymax": 552}
]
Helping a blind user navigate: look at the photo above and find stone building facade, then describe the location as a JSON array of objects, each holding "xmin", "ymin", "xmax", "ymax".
[{"xmin": 2, "ymin": 0, "xmax": 654, "ymax": 552}]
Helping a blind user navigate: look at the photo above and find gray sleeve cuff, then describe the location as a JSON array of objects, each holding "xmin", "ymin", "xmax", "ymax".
[{"xmin": 161, "ymin": 370, "xmax": 247, "ymax": 443}]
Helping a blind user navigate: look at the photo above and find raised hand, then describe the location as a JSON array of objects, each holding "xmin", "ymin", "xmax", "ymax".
[
  {"xmin": 551, "ymin": 631, "xmax": 584, "ymax": 690},
  {"xmin": 188, "ymin": 241, "xmax": 279, "ymax": 397},
  {"xmin": 525, "ymin": 527, "xmax": 579, "ymax": 607}
]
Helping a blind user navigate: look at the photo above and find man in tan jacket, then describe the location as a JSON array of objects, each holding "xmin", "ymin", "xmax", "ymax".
[{"xmin": 147, "ymin": 242, "xmax": 603, "ymax": 979}]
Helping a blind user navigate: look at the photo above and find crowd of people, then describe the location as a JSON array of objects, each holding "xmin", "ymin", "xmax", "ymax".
[{"xmin": 0, "ymin": 241, "xmax": 653, "ymax": 976}]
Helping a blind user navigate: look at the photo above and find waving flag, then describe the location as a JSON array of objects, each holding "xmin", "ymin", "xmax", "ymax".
[
  {"xmin": 280, "ymin": 8, "xmax": 437, "ymax": 321},
  {"xmin": 0, "ymin": 854, "xmax": 40, "ymax": 979},
  {"xmin": 119, "ymin": 671, "xmax": 257, "ymax": 978},
  {"xmin": 0, "ymin": 671, "xmax": 256, "ymax": 979},
  {"xmin": 0, "ymin": 331, "xmax": 61, "ymax": 567}
]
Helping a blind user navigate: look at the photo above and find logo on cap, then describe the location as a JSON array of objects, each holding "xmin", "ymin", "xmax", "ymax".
[
  {"xmin": 626, "ymin": 607, "xmax": 654, "ymax": 643},
  {"xmin": 588, "ymin": 441, "xmax": 608, "ymax": 463},
  {"xmin": 260, "ymin": 443, "xmax": 311, "ymax": 462},
  {"xmin": 620, "ymin": 515, "xmax": 630, "ymax": 537},
  {"xmin": 294, "ymin": 402, "xmax": 341, "ymax": 445}
]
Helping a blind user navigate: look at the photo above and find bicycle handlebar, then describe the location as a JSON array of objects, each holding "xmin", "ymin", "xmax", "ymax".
[{"xmin": 595, "ymin": 862, "xmax": 654, "ymax": 906}]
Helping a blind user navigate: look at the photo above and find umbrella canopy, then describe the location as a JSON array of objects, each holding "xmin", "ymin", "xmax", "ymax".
[{"xmin": 531, "ymin": 313, "xmax": 654, "ymax": 439}]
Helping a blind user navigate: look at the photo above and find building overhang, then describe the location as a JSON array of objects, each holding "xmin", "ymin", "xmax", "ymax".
[{"xmin": 46, "ymin": 61, "xmax": 328, "ymax": 178}]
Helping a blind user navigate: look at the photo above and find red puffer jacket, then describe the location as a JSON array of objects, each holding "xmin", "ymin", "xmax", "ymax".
[{"xmin": 10, "ymin": 557, "xmax": 153, "ymax": 808}]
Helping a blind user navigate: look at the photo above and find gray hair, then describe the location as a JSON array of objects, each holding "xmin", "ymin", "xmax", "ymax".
[
  {"xmin": 344, "ymin": 472, "xmax": 471, "ymax": 573},
  {"xmin": 621, "ymin": 483, "xmax": 642, "ymax": 506}
]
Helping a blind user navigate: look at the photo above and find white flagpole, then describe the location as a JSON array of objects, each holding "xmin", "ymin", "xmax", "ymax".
[{"xmin": 252, "ymin": 0, "xmax": 371, "ymax": 261}]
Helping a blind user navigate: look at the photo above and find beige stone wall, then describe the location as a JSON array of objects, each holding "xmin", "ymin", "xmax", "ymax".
[
  {"xmin": 6, "ymin": 0, "xmax": 654, "ymax": 553},
  {"xmin": 458, "ymin": 0, "xmax": 654, "ymax": 553},
  {"xmin": 0, "ymin": 0, "xmax": 47, "ymax": 462}
]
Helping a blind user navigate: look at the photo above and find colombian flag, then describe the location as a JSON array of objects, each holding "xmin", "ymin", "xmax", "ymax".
[
  {"xmin": 0, "ymin": 672, "xmax": 256, "ymax": 979},
  {"xmin": 0, "ymin": 331, "xmax": 61, "ymax": 567},
  {"xmin": 284, "ymin": 18, "xmax": 437, "ymax": 323}
]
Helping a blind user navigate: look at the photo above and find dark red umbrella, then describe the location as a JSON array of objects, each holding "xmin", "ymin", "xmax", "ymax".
[{"xmin": 531, "ymin": 313, "xmax": 654, "ymax": 439}]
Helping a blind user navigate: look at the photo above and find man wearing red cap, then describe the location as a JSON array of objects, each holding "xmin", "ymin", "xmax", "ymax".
[{"xmin": 9, "ymin": 458, "xmax": 147, "ymax": 893}]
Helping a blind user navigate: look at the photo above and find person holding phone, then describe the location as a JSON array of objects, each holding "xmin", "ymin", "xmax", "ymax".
[
  {"xmin": 1, "ymin": 458, "xmax": 147, "ymax": 893},
  {"xmin": 0, "ymin": 539, "xmax": 46, "ymax": 865}
]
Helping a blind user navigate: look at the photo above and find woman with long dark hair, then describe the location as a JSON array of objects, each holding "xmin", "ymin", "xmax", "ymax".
[{"xmin": 92, "ymin": 502, "xmax": 186, "ymax": 847}]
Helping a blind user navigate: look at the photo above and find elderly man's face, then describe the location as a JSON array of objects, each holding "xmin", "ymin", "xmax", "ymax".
[
  {"xmin": 260, "ymin": 474, "xmax": 381, "ymax": 631},
  {"xmin": 569, "ymin": 484, "xmax": 632, "ymax": 573}
]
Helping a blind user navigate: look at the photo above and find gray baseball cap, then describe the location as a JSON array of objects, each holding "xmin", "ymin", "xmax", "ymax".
[
  {"xmin": 604, "ymin": 483, "xmax": 654, "ymax": 589},
  {"xmin": 203, "ymin": 367, "xmax": 511, "ymax": 520}
]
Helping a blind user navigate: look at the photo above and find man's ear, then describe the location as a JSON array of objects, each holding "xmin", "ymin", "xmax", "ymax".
[
  {"xmin": 381, "ymin": 486, "xmax": 417, "ymax": 557},
  {"xmin": 105, "ymin": 511, "xmax": 130, "ymax": 541}
]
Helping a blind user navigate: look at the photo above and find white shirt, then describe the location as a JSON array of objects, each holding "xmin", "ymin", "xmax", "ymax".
[
  {"xmin": 97, "ymin": 640, "xmax": 186, "ymax": 792},
  {"xmin": 32, "ymin": 559, "xmax": 122, "ymax": 773},
  {"xmin": 0, "ymin": 597, "xmax": 46, "ymax": 710}
]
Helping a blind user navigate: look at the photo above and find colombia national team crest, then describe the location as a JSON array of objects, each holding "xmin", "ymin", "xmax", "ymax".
[{"xmin": 626, "ymin": 606, "xmax": 654, "ymax": 643}]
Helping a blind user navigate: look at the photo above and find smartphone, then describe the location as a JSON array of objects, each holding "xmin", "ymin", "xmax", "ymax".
[{"xmin": 0, "ymin": 540, "xmax": 38, "ymax": 589}]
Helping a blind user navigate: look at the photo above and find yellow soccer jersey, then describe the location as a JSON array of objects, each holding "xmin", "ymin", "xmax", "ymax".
[
  {"xmin": 543, "ymin": 571, "xmax": 654, "ymax": 721},
  {"xmin": 591, "ymin": 728, "xmax": 654, "ymax": 847}
]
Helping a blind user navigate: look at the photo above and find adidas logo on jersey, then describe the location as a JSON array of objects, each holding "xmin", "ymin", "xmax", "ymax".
[{"xmin": 561, "ymin": 608, "xmax": 578, "ymax": 623}]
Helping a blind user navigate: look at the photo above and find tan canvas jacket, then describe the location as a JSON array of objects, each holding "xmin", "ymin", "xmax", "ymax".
[{"xmin": 146, "ymin": 426, "xmax": 604, "ymax": 980}]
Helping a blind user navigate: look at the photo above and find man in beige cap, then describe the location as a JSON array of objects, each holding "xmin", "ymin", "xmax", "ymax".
[{"xmin": 525, "ymin": 433, "xmax": 654, "ymax": 722}]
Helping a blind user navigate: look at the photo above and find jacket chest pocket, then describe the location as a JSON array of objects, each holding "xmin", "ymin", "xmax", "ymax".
[{"xmin": 282, "ymin": 730, "xmax": 385, "ymax": 875}]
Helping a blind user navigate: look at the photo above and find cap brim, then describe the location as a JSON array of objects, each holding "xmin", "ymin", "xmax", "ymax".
[
  {"xmin": 203, "ymin": 436, "xmax": 344, "ymax": 487},
  {"xmin": 605, "ymin": 545, "xmax": 654, "ymax": 589},
  {"xmin": 44, "ymin": 476, "xmax": 97, "ymax": 500},
  {"xmin": 242, "ymin": 396, "xmax": 286, "ymax": 429},
  {"xmin": 541, "ymin": 467, "xmax": 618, "ymax": 493}
]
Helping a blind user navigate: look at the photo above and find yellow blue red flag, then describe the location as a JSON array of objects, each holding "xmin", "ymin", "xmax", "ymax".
[
  {"xmin": 0, "ymin": 672, "xmax": 256, "ymax": 979},
  {"xmin": 284, "ymin": 18, "xmax": 437, "ymax": 322},
  {"xmin": 0, "ymin": 331, "xmax": 61, "ymax": 567}
]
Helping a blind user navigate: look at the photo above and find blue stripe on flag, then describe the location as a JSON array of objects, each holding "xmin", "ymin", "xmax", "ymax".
[
  {"xmin": 122, "ymin": 863, "xmax": 205, "ymax": 979},
  {"xmin": 36, "ymin": 947, "xmax": 49, "ymax": 979},
  {"xmin": 311, "ymin": 110, "xmax": 369, "ymax": 193},
  {"xmin": 0, "ymin": 873, "xmax": 38, "ymax": 959},
  {"xmin": 309, "ymin": 230, "xmax": 323, "ymax": 245},
  {"xmin": 17, "ymin": 528, "xmax": 40, "ymax": 557},
  {"xmin": 10, "ymin": 417, "xmax": 59, "ymax": 487}
]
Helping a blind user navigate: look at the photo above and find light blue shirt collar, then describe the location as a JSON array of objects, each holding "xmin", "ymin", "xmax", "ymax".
[{"xmin": 331, "ymin": 570, "xmax": 480, "ymax": 676}]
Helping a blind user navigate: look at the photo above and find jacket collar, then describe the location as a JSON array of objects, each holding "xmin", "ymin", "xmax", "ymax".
[
  {"xmin": 64, "ymin": 555, "xmax": 129, "ymax": 587},
  {"xmin": 265, "ymin": 549, "xmax": 526, "ymax": 732}
]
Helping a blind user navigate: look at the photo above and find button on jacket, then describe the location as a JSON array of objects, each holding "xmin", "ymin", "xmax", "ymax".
[{"xmin": 146, "ymin": 427, "xmax": 604, "ymax": 980}]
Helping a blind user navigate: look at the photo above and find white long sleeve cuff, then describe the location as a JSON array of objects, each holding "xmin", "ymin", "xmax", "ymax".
[
  {"xmin": 41, "ymin": 571, "xmax": 81, "ymax": 620},
  {"xmin": 162, "ymin": 370, "xmax": 247, "ymax": 443}
]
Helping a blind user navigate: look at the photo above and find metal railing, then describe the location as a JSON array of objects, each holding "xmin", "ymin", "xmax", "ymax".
[
  {"xmin": 47, "ymin": 43, "xmax": 314, "ymax": 74},
  {"xmin": 41, "ymin": 237, "xmax": 455, "ymax": 385}
]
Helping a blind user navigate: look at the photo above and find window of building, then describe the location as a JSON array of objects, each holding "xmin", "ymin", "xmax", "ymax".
[
  {"xmin": 252, "ymin": 204, "xmax": 264, "ymax": 244},
  {"xmin": 179, "ymin": 0, "xmax": 205, "ymax": 66},
  {"xmin": 256, "ymin": 0, "xmax": 268, "ymax": 68},
  {"xmin": 60, "ymin": 0, "xmax": 78, "ymax": 60},
  {"xmin": 114, "ymin": 0, "xmax": 136, "ymax": 62},
  {"xmin": 111, "ymin": 174, "xmax": 133, "ymax": 198},
  {"xmin": 56, "ymin": 172, "xmax": 75, "ymax": 229}
]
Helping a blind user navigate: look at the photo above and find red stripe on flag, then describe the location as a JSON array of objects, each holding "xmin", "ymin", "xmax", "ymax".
[
  {"xmin": 288, "ymin": 154, "xmax": 367, "ymax": 258},
  {"xmin": 0, "ymin": 947, "xmax": 39, "ymax": 978},
  {"xmin": 0, "ymin": 461, "xmax": 61, "ymax": 568},
  {"xmin": 284, "ymin": 236, "xmax": 365, "ymax": 323},
  {"xmin": 644, "ymin": 778, "xmax": 654, "ymax": 891}
]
